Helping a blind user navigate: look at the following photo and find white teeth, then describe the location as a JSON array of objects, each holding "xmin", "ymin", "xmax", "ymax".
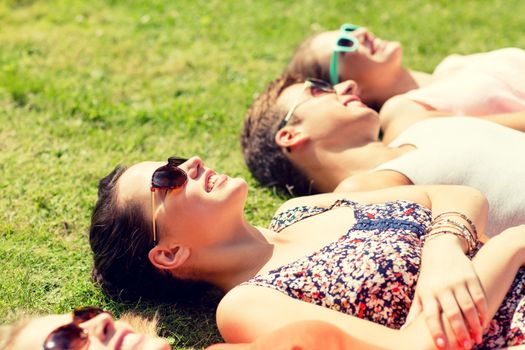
[{"xmin": 207, "ymin": 174, "xmax": 218, "ymax": 192}]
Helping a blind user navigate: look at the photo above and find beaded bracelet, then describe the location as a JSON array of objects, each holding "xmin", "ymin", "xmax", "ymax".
[
  {"xmin": 426, "ymin": 226, "xmax": 475, "ymax": 252},
  {"xmin": 425, "ymin": 228, "xmax": 475, "ymax": 253},
  {"xmin": 425, "ymin": 230, "xmax": 465, "ymax": 245},
  {"xmin": 425, "ymin": 212, "xmax": 478, "ymax": 253},
  {"xmin": 433, "ymin": 212, "xmax": 478, "ymax": 240},
  {"xmin": 430, "ymin": 220, "xmax": 475, "ymax": 242}
]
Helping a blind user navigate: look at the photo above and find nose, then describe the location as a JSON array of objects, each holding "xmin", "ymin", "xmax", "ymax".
[
  {"xmin": 352, "ymin": 27, "xmax": 375, "ymax": 44},
  {"xmin": 334, "ymin": 80, "xmax": 360, "ymax": 97},
  {"xmin": 81, "ymin": 312, "xmax": 116, "ymax": 343},
  {"xmin": 185, "ymin": 156, "xmax": 204, "ymax": 179}
]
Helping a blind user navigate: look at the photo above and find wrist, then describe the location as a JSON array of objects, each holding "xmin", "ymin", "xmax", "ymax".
[{"xmin": 423, "ymin": 232, "xmax": 468, "ymax": 254}]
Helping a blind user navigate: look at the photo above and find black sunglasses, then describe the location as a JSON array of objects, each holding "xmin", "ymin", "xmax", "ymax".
[
  {"xmin": 42, "ymin": 307, "xmax": 110, "ymax": 350},
  {"xmin": 150, "ymin": 156, "xmax": 189, "ymax": 245}
]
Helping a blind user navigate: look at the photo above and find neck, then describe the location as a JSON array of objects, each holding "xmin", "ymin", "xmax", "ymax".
[
  {"xmin": 194, "ymin": 223, "xmax": 275, "ymax": 292},
  {"xmin": 299, "ymin": 142, "xmax": 404, "ymax": 192},
  {"xmin": 360, "ymin": 68, "xmax": 432, "ymax": 108}
]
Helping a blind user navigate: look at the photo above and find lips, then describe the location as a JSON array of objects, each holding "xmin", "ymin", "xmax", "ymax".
[
  {"xmin": 205, "ymin": 170, "xmax": 217, "ymax": 192},
  {"xmin": 343, "ymin": 95, "xmax": 364, "ymax": 107}
]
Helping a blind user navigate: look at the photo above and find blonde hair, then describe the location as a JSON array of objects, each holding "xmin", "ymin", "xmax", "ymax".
[
  {"xmin": 0, "ymin": 319, "xmax": 31, "ymax": 350},
  {"xmin": 120, "ymin": 312, "xmax": 160, "ymax": 337}
]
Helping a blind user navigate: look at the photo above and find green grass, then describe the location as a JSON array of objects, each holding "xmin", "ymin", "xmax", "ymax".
[{"xmin": 0, "ymin": 0, "xmax": 524, "ymax": 348}]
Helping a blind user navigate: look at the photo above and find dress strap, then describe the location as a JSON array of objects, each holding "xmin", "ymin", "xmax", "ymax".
[{"xmin": 269, "ymin": 198, "xmax": 359, "ymax": 233}]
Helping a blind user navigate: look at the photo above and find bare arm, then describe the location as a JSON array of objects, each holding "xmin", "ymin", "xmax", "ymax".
[
  {"xmin": 218, "ymin": 285, "xmax": 427, "ymax": 350},
  {"xmin": 333, "ymin": 170, "xmax": 413, "ymax": 193},
  {"xmin": 480, "ymin": 111, "xmax": 525, "ymax": 132},
  {"xmin": 472, "ymin": 226, "xmax": 525, "ymax": 321},
  {"xmin": 380, "ymin": 95, "xmax": 525, "ymax": 143}
]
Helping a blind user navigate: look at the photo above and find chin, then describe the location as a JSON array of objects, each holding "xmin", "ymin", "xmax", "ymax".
[
  {"xmin": 220, "ymin": 177, "xmax": 249, "ymax": 200},
  {"xmin": 384, "ymin": 41, "xmax": 402, "ymax": 64}
]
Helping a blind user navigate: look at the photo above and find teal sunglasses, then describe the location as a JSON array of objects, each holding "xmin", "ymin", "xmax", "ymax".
[{"xmin": 329, "ymin": 23, "xmax": 360, "ymax": 85}]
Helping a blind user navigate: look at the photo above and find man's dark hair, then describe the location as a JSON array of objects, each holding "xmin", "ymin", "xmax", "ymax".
[{"xmin": 241, "ymin": 73, "xmax": 316, "ymax": 196}]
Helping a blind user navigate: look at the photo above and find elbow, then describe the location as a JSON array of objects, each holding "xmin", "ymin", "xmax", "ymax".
[{"xmin": 465, "ymin": 186, "xmax": 489, "ymax": 233}]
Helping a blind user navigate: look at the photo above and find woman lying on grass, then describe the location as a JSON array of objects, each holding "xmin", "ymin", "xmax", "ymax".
[
  {"xmin": 0, "ymin": 307, "xmax": 170, "ymax": 350},
  {"xmin": 285, "ymin": 23, "xmax": 525, "ymax": 138},
  {"xmin": 90, "ymin": 156, "xmax": 525, "ymax": 349}
]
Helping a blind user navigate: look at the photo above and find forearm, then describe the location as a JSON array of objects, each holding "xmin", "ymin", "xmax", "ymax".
[
  {"xmin": 482, "ymin": 111, "xmax": 525, "ymax": 133},
  {"xmin": 472, "ymin": 227, "xmax": 525, "ymax": 320},
  {"xmin": 424, "ymin": 185, "xmax": 488, "ymax": 239}
]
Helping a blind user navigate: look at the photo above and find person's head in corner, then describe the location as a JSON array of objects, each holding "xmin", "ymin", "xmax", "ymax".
[
  {"xmin": 286, "ymin": 23, "xmax": 402, "ymax": 106},
  {"xmin": 242, "ymin": 73, "xmax": 381, "ymax": 194},
  {"xmin": 90, "ymin": 156, "xmax": 247, "ymax": 301},
  {"xmin": 0, "ymin": 308, "xmax": 170, "ymax": 350}
]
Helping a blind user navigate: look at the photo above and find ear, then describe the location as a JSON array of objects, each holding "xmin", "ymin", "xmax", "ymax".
[
  {"xmin": 148, "ymin": 245, "xmax": 190, "ymax": 271},
  {"xmin": 275, "ymin": 128, "xmax": 309, "ymax": 151}
]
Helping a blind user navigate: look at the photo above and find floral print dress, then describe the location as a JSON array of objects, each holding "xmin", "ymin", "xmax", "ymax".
[{"xmin": 242, "ymin": 199, "xmax": 525, "ymax": 349}]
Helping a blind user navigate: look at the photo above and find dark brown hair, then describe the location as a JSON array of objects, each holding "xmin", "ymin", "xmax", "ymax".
[
  {"xmin": 241, "ymin": 73, "xmax": 316, "ymax": 196},
  {"xmin": 285, "ymin": 33, "xmax": 330, "ymax": 83},
  {"xmin": 89, "ymin": 165, "xmax": 214, "ymax": 302}
]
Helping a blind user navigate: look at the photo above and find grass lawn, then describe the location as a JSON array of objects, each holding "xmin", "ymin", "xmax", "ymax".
[{"xmin": 1, "ymin": 0, "xmax": 524, "ymax": 348}]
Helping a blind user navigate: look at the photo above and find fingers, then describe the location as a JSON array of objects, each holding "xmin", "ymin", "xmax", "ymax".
[
  {"xmin": 403, "ymin": 292, "xmax": 422, "ymax": 327},
  {"xmin": 454, "ymin": 287, "xmax": 482, "ymax": 344},
  {"xmin": 438, "ymin": 290, "xmax": 471, "ymax": 349},
  {"xmin": 419, "ymin": 296, "xmax": 448, "ymax": 349},
  {"xmin": 466, "ymin": 277, "xmax": 488, "ymax": 330}
]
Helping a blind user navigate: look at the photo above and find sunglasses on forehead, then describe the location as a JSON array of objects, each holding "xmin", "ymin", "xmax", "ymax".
[
  {"xmin": 330, "ymin": 23, "xmax": 360, "ymax": 85},
  {"xmin": 277, "ymin": 78, "xmax": 334, "ymax": 132},
  {"xmin": 150, "ymin": 156, "xmax": 189, "ymax": 245},
  {"xmin": 43, "ymin": 307, "xmax": 110, "ymax": 350}
]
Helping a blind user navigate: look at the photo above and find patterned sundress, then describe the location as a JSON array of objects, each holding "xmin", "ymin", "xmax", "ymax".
[{"xmin": 243, "ymin": 199, "xmax": 525, "ymax": 348}]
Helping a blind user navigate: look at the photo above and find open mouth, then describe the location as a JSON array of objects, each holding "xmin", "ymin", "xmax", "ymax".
[
  {"xmin": 207, "ymin": 174, "xmax": 218, "ymax": 192},
  {"xmin": 343, "ymin": 95, "xmax": 363, "ymax": 107},
  {"xmin": 206, "ymin": 171, "xmax": 228, "ymax": 193}
]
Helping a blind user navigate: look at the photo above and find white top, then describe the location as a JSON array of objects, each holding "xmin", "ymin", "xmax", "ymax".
[{"xmin": 375, "ymin": 117, "xmax": 525, "ymax": 236}]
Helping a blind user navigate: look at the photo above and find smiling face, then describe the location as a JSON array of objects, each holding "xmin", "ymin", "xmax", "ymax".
[
  {"xmin": 276, "ymin": 79, "xmax": 381, "ymax": 151},
  {"xmin": 117, "ymin": 157, "xmax": 249, "ymax": 249},
  {"xmin": 310, "ymin": 27, "xmax": 402, "ymax": 92},
  {"xmin": 10, "ymin": 313, "xmax": 170, "ymax": 350}
]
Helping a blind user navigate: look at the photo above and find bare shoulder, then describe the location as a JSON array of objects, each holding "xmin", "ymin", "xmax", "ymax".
[
  {"xmin": 217, "ymin": 285, "xmax": 297, "ymax": 343},
  {"xmin": 380, "ymin": 95, "xmax": 428, "ymax": 127},
  {"xmin": 380, "ymin": 95, "xmax": 437, "ymax": 143},
  {"xmin": 216, "ymin": 286, "xmax": 259, "ymax": 342},
  {"xmin": 335, "ymin": 170, "xmax": 412, "ymax": 193}
]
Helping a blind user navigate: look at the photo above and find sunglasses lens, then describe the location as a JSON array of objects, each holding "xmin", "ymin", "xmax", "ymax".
[
  {"xmin": 43, "ymin": 324, "xmax": 88, "ymax": 350},
  {"xmin": 341, "ymin": 23, "xmax": 359, "ymax": 32},
  {"xmin": 167, "ymin": 156, "xmax": 188, "ymax": 167},
  {"xmin": 152, "ymin": 165, "xmax": 187, "ymax": 189},
  {"xmin": 338, "ymin": 38, "xmax": 355, "ymax": 48},
  {"xmin": 73, "ymin": 306, "xmax": 105, "ymax": 324},
  {"xmin": 307, "ymin": 78, "xmax": 333, "ymax": 91}
]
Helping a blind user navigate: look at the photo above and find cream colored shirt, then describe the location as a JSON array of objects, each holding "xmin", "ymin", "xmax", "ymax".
[{"xmin": 375, "ymin": 117, "xmax": 525, "ymax": 236}]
